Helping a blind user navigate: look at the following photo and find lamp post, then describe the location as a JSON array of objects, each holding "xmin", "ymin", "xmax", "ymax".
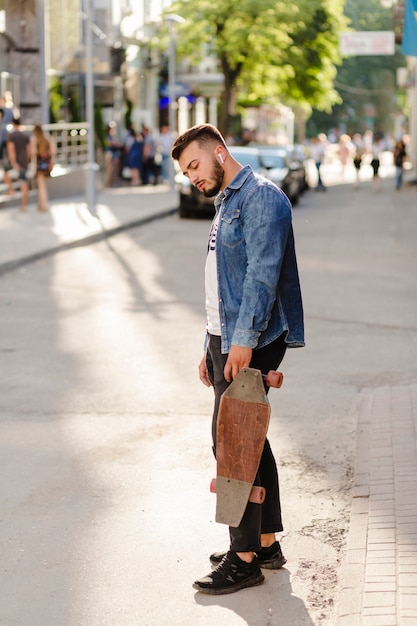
[
  {"xmin": 85, "ymin": 0, "xmax": 97, "ymax": 215},
  {"xmin": 37, "ymin": 0, "xmax": 48, "ymax": 125},
  {"xmin": 165, "ymin": 14, "xmax": 184, "ymax": 187}
]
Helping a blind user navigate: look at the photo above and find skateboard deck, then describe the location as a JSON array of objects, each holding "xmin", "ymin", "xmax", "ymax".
[{"xmin": 214, "ymin": 367, "xmax": 282, "ymax": 527}]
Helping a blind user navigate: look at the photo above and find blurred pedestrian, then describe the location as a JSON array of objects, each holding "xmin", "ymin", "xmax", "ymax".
[
  {"xmin": 0, "ymin": 98, "xmax": 14, "ymax": 167},
  {"xmin": 156, "ymin": 124, "xmax": 173, "ymax": 183},
  {"xmin": 125, "ymin": 129, "xmax": 144, "ymax": 186},
  {"xmin": 370, "ymin": 135, "xmax": 384, "ymax": 192},
  {"xmin": 352, "ymin": 134, "xmax": 364, "ymax": 190},
  {"xmin": 393, "ymin": 139, "xmax": 407, "ymax": 190},
  {"xmin": 104, "ymin": 123, "xmax": 122, "ymax": 187},
  {"xmin": 120, "ymin": 124, "xmax": 136, "ymax": 180},
  {"xmin": 141, "ymin": 126, "xmax": 156, "ymax": 185},
  {"xmin": 338, "ymin": 134, "xmax": 353, "ymax": 178},
  {"xmin": 310, "ymin": 134, "xmax": 327, "ymax": 191},
  {"xmin": 5, "ymin": 118, "xmax": 31, "ymax": 211},
  {"xmin": 31, "ymin": 124, "xmax": 55, "ymax": 212},
  {"xmin": 0, "ymin": 109, "xmax": 9, "ymax": 187}
]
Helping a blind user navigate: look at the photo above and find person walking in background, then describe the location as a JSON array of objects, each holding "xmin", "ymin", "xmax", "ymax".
[
  {"xmin": 338, "ymin": 134, "xmax": 354, "ymax": 178},
  {"xmin": 141, "ymin": 125, "xmax": 156, "ymax": 185},
  {"xmin": 31, "ymin": 124, "xmax": 55, "ymax": 212},
  {"xmin": 120, "ymin": 124, "xmax": 137, "ymax": 181},
  {"xmin": 0, "ymin": 109, "xmax": 4, "ymax": 155},
  {"xmin": 125, "ymin": 129, "xmax": 144, "ymax": 186},
  {"xmin": 352, "ymin": 133, "xmax": 364, "ymax": 190},
  {"xmin": 393, "ymin": 138, "xmax": 407, "ymax": 190},
  {"xmin": 0, "ymin": 93, "xmax": 18, "ymax": 195},
  {"xmin": 0, "ymin": 92, "xmax": 17, "ymax": 137},
  {"xmin": 156, "ymin": 124, "xmax": 173, "ymax": 183},
  {"xmin": 370, "ymin": 135, "xmax": 383, "ymax": 192},
  {"xmin": 104, "ymin": 123, "xmax": 122, "ymax": 187},
  {"xmin": 5, "ymin": 118, "xmax": 31, "ymax": 211},
  {"xmin": 1, "ymin": 91, "xmax": 18, "ymax": 120},
  {"xmin": 310, "ymin": 133, "xmax": 327, "ymax": 191},
  {"xmin": 171, "ymin": 124, "xmax": 304, "ymax": 595},
  {"xmin": 0, "ymin": 97, "xmax": 14, "ymax": 173}
]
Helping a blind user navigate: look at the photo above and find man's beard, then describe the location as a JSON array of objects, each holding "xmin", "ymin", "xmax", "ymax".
[{"xmin": 202, "ymin": 160, "xmax": 224, "ymax": 197}]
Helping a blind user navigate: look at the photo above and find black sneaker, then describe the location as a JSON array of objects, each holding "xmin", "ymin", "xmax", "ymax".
[
  {"xmin": 210, "ymin": 541, "xmax": 287, "ymax": 570},
  {"xmin": 193, "ymin": 551, "xmax": 264, "ymax": 595}
]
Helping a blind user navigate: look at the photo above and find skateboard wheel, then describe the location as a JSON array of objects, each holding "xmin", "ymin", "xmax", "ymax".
[
  {"xmin": 210, "ymin": 479, "xmax": 265, "ymax": 504},
  {"xmin": 249, "ymin": 486, "xmax": 266, "ymax": 504},
  {"xmin": 264, "ymin": 370, "xmax": 283, "ymax": 388}
]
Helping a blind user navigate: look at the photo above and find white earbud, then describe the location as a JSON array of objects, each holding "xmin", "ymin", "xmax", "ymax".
[{"xmin": 218, "ymin": 153, "xmax": 224, "ymax": 164}]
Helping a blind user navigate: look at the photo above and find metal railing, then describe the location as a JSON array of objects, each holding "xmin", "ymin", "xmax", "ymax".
[{"xmin": 20, "ymin": 122, "xmax": 90, "ymax": 168}]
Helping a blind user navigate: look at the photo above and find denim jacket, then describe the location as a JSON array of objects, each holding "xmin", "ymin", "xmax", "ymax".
[{"xmin": 213, "ymin": 165, "xmax": 304, "ymax": 354}]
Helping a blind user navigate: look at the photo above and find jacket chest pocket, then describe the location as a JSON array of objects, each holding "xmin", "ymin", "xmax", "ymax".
[{"xmin": 220, "ymin": 207, "xmax": 244, "ymax": 249}]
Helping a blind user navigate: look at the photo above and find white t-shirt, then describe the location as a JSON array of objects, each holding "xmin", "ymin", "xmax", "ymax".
[{"xmin": 205, "ymin": 209, "xmax": 222, "ymax": 335}]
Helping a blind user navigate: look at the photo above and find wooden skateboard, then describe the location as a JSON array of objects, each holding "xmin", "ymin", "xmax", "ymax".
[{"xmin": 212, "ymin": 367, "xmax": 283, "ymax": 527}]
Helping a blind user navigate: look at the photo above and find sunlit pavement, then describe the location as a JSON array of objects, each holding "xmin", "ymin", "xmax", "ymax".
[{"xmin": 0, "ymin": 185, "xmax": 178, "ymax": 273}]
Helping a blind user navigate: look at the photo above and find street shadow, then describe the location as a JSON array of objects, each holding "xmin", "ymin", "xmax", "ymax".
[
  {"xmin": 92, "ymin": 208, "xmax": 206, "ymax": 320},
  {"xmin": 194, "ymin": 567, "xmax": 316, "ymax": 625}
]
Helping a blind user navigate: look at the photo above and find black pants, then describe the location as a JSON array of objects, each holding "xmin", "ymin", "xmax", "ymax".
[{"xmin": 205, "ymin": 334, "xmax": 287, "ymax": 552}]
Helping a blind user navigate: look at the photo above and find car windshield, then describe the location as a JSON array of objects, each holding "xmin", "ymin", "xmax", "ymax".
[
  {"xmin": 259, "ymin": 151, "xmax": 286, "ymax": 169},
  {"xmin": 229, "ymin": 149, "xmax": 261, "ymax": 171}
]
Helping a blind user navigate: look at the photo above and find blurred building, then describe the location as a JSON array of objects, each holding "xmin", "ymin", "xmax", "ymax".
[
  {"xmin": 0, "ymin": 0, "xmax": 40, "ymax": 119},
  {"xmin": 0, "ymin": 0, "xmax": 117, "ymax": 123},
  {"xmin": 0, "ymin": 0, "xmax": 222, "ymax": 136}
]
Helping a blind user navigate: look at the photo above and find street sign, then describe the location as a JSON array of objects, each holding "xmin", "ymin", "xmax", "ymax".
[{"xmin": 340, "ymin": 31, "xmax": 395, "ymax": 55}]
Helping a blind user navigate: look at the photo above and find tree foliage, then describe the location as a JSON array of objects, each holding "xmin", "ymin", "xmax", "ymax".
[
  {"xmin": 166, "ymin": 0, "xmax": 348, "ymax": 135},
  {"xmin": 309, "ymin": 0, "xmax": 406, "ymax": 137}
]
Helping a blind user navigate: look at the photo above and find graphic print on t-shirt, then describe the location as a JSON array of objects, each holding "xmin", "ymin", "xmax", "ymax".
[
  {"xmin": 207, "ymin": 218, "xmax": 218, "ymax": 252},
  {"xmin": 205, "ymin": 211, "xmax": 221, "ymax": 335}
]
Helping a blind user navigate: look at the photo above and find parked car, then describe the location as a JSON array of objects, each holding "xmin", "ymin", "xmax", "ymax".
[
  {"xmin": 176, "ymin": 145, "xmax": 268, "ymax": 218},
  {"xmin": 257, "ymin": 145, "xmax": 306, "ymax": 205},
  {"xmin": 284, "ymin": 144, "xmax": 309, "ymax": 192},
  {"xmin": 228, "ymin": 145, "xmax": 268, "ymax": 176},
  {"xmin": 176, "ymin": 168, "xmax": 215, "ymax": 219}
]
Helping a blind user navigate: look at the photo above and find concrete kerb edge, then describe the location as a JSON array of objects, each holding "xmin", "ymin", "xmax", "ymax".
[
  {"xmin": 336, "ymin": 389, "xmax": 372, "ymax": 626},
  {"xmin": 0, "ymin": 206, "xmax": 177, "ymax": 276}
]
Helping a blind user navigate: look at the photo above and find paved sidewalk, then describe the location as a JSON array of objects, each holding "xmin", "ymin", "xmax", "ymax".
[
  {"xmin": 0, "ymin": 184, "xmax": 178, "ymax": 274},
  {"xmin": 337, "ymin": 385, "xmax": 417, "ymax": 626}
]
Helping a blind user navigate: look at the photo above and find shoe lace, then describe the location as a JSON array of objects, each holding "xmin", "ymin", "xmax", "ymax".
[
  {"xmin": 214, "ymin": 553, "xmax": 252, "ymax": 580},
  {"xmin": 215, "ymin": 555, "xmax": 235, "ymax": 575}
]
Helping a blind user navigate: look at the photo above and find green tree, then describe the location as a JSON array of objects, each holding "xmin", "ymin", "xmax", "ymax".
[
  {"xmin": 166, "ymin": 0, "xmax": 348, "ymax": 136},
  {"xmin": 49, "ymin": 76, "xmax": 64, "ymax": 123},
  {"xmin": 94, "ymin": 101, "xmax": 106, "ymax": 149},
  {"xmin": 309, "ymin": 0, "xmax": 406, "ymax": 137}
]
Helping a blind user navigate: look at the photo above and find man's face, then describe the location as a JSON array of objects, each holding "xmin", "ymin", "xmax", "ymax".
[{"xmin": 178, "ymin": 143, "xmax": 224, "ymax": 197}]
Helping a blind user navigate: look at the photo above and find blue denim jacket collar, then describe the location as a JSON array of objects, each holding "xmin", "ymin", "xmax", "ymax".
[{"xmin": 215, "ymin": 166, "xmax": 251, "ymax": 208}]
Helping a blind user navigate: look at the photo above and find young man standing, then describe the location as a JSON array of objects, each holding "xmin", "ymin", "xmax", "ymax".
[{"xmin": 171, "ymin": 124, "xmax": 305, "ymax": 595}]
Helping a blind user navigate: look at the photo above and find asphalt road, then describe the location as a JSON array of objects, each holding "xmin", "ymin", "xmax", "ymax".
[{"xmin": 0, "ymin": 166, "xmax": 416, "ymax": 625}]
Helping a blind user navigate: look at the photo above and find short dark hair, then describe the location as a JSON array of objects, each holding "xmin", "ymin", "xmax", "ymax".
[{"xmin": 171, "ymin": 123, "xmax": 226, "ymax": 161}]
